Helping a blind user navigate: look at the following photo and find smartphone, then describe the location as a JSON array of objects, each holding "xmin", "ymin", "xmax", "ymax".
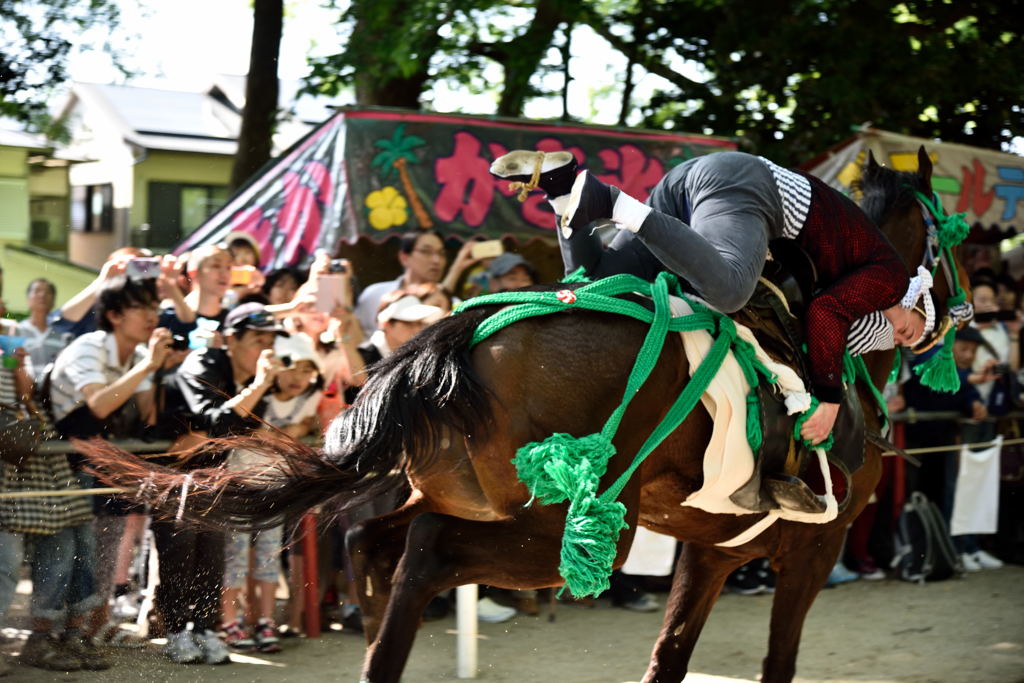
[
  {"xmin": 315, "ymin": 274, "xmax": 349, "ymax": 313},
  {"xmin": 230, "ymin": 265, "xmax": 255, "ymax": 286},
  {"xmin": 471, "ymin": 240, "xmax": 504, "ymax": 260},
  {"xmin": 126, "ymin": 257, "xmax": 162, "ymax": 281}
]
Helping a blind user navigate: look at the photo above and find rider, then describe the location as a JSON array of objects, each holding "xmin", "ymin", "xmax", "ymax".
[{"xmin": 491, "ymin": 150, "xmax": 924, "ymax": 445}]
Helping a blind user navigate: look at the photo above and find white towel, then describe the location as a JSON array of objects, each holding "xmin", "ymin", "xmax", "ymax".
[{"xmin": 951, "ymin": 436, "xmax": 1001, "ymax": 536}]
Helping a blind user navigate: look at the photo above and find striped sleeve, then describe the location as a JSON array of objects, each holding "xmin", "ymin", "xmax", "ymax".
[{"xmin": 846, "ymin": 311, "xmax": 895, "ymax": 356}]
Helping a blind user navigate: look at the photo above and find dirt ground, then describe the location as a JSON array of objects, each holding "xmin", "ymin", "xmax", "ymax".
[{"xmin": 2, "ymin": 566, "xmax": 1022, "ymax": 682}]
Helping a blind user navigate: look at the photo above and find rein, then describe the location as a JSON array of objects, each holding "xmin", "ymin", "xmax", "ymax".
[{"xmin": 457, "ymin": 270, "xmax": 871, "ymax": 597}]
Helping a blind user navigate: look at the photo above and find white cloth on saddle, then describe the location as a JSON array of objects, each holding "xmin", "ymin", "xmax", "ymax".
[{"xmin": 668, "ymin": 297, "xmax": 839, "ymax": 543}]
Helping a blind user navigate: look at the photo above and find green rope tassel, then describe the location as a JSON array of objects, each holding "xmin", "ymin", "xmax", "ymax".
[
  {"xmin": 746, "ymin": 392, "xmax": 764, "ymax": 454},
  {"xmin": 513, "ymin": 433, "xmax": 614, "ymax": 505},
  {"xmin": 912, "ymin": 324, "xmax": 960, "ymax": 393}
]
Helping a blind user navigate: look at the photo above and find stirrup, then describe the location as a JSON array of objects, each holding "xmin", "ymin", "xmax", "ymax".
[{"xmin": 765, "ymin": 474, "xmax": 828, "ymax": 514}]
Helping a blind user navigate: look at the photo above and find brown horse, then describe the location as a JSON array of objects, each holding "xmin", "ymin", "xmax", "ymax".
[{"xmin": 85, "ymin": 147, "xmax": 964, "ymax": 683}]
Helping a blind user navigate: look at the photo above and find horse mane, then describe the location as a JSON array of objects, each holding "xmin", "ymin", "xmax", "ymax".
[{"xmin": 854, "ymin": 162, "xmax": 930, "ymax": 227}]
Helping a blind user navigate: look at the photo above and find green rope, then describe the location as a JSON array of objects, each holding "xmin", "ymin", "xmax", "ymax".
[
  {"xmin": 911, "ymin": 190, "xmax": 970, "ymax": 394},
  {"xmin": 458, "ymin": 271, "xmax": 774, "ymax": 596}
]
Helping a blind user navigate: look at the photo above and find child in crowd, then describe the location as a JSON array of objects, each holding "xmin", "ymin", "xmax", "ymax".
[{"xmin": 221, "ymin": 332, "xmax": 324, "ymax": 653}]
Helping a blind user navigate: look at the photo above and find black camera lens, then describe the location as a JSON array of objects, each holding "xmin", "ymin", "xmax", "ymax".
[
  {"xmin": 280, "ymin": 355, "xmax": 292, "ymax": 367},
  {"xmin": 329, "ymin": 259, "xmax": 346, "ymax": 273},
  {"xmin": 170, "ymin": 334, "xmax": 189, "ymax": 351}
]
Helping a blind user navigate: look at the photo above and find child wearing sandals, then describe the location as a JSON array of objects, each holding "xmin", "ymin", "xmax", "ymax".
[{"xmin": 220, "ymin": 332, "xmax": 323, "ymax": 654}]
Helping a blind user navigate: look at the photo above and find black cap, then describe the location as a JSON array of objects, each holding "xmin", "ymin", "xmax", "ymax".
[
  {"xmin": 223, "ymin": 303, "xmax": 287, "ymax": 336},
  {"xmin": 955, "ymin": 326, "xmax": 986, "ymax": 345}
]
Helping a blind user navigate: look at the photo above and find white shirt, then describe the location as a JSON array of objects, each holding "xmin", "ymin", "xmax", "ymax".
[
  {"xmin": 355, "ymin": 276, "xmax": 404, "ymax": 337},
  {"xmin": 49, "ymin": 331, "xmax": 152, "ymax": 422}
]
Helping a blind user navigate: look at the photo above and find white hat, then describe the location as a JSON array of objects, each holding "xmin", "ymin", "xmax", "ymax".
[
  {"xmin": 377, "ymin": 295, "xmax": 445, "ymax": 325},
  {"xmin": 274, "ymin": 332, "xmax": 322, "ymax": 372}
]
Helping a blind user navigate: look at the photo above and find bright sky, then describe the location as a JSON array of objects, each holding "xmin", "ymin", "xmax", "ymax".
[{"xmin": 67, "ymin": 0, "xmax": 683, "ymax": 128}]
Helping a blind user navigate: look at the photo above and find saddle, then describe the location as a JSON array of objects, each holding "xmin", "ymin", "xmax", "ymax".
[{"xmin": 729, "ymin": 240, "xmax": 866, "ymax": 514}]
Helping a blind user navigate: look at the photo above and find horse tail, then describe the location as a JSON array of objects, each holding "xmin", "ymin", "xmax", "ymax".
[{"xmin": 80, "ymin": 308, "xmax": 496, "ymax": 531}]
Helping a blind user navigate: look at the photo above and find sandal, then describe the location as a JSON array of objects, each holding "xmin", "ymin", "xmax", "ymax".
[{"xmin": 91, "ymin": 622, "xmax": 147, "ymax": 649}]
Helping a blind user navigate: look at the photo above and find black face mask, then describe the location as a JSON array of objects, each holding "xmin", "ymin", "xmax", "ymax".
[
  {"xmin": 974, "ymin": 311, "xmax": 998, "ymax": 323},
  {"xmin": 997, "ymin": 309, "xmax": 1018, "ymax": 322}
]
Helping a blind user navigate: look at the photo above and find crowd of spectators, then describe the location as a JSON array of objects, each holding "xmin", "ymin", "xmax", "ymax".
[
  {"xmin": 0, "ymin": 231, "xmax": 549, "ymax": 674},
  {"xmin": 0, "ymin": 232, "xmax": 1020, "ymax": 675}
]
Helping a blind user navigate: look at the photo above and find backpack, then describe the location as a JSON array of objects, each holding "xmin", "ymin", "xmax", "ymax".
[{"xmin": 892, "ymin": 491, "xmax": 964, "ymax": 583}]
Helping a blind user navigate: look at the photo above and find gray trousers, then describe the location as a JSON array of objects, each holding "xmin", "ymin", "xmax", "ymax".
[{"xmin": 559, "ymin": 151, "xmax": 783, "ymax": 313}]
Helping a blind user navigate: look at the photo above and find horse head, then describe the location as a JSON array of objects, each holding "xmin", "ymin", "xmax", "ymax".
[{"xmin": 857, "ymin": 145, "xmax": 973, "ymax": 353}]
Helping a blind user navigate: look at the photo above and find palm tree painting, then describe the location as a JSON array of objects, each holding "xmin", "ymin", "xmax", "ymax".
[{"xmin": 370, "ymin": 124, "xmax": 434, "ymax": 228}]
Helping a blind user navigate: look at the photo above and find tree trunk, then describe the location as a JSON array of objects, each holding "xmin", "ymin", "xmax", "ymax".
[
  {"xmin": 230, "ymin": 0, "xmax": 283, "ymax": 191},
  {"xmin": 497, "ymin": 0, "xmax": 578, "ymax": 118},
  {"xmin": 394, "ymin": 157, "xmax": 433, "ymax": 228}
]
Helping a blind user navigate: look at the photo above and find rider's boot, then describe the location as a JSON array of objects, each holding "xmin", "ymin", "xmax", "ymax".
[
  {"xmin": 489, "ymin": 150, "xmax": 578, "ymax": 198},
  {"xmin": 561, "ymin": 170, "xmax": 615, "ymax": 232},
  {"xmin": 764, "ymin": 474, "xmax": 828, "ymax": 515}
]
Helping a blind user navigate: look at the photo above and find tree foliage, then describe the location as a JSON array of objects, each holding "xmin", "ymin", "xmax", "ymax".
[
  {"xmin": 610, "ymin": 0, "xmax": 1024, "ymax": 164},
  {"xmin": 308, "ymin": 0, "xmax": 1023, "ymax": 165},
  {"xmin": 0, "ymin": 0, "xmax": 121, "ymax": 129}
]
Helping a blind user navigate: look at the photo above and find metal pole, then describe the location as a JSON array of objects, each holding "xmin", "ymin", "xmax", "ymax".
[{"xmin": 455, "ymin": 584, "xmax": 478, "ymax": 678}]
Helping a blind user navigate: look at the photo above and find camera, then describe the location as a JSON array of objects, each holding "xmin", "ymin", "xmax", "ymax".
[
  {"xmin": 280, "ymin": 355, "xmax": 293, "ymax": 367},
  {"xmin": 170, "ymin": 334, "xmax": 189, "ymax": 351},
  {"xmin": 993, "ymin": 363, "xmax": 1011, "ymax": 376},
  {"xmin": 328, "ymin": 259, "xmax": 347, "ymax": 274}
]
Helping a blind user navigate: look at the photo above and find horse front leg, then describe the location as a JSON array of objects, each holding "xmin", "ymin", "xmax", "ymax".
[
  {"xmin": 345, "ymin": 494, "xmax": 428, "ymax": 644},
  {"xmin": 360, "ymin": 508, "xmax": 572, "ymax": 683},
  {"xmin": 761, "ymin": 526, "xmax": 845, "ymax": 683},
  {"xmin": 642, "ymin": 541, "xmax": 750, "ymax": 683}
]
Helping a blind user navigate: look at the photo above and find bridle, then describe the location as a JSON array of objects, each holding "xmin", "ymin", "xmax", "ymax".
[{"xmin": 905, "ymin": 189, "xmax": 972, "ymax": 352}]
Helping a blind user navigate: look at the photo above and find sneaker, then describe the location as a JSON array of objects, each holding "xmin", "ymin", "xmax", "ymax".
[
  {"xmin": 477, "ymin": 596, "xmax": 517, "ymax": 623},
  {"xmin": 726, "ymin": 564, "xmax": 764, "ymax": 595},
  {"xmin": 972, "ymin": 550, "xmax": 1004, "ymax": 569},
  {"xmin": 620, "ymin": 592, "xmax": 660, "ymax": 612},
  {"xmin": 60, "ymin": 630, "xmax": 111, "ymax": 671},
  {"xmin": 164, "ymin": 629, "xmax": 203, "ymax": 664},
  {"xmin": 756, "ymin": 561, "xmax": 777, "ymax": 593},
  {"xmin": 339, "ymin": 605, "xmax": 364, "ymax": 634},
  {"xmin": 856, "ymin": 559, "xmax": 886, "ymax": 581},
  {"xmin": 193, "ymin": 629, "xmax": 231, "ymax": 665},
  {"xmin": 112, "ymin": 593, "xmax": 141, "ymax": 620},
  {"xmin": 489, "ymin": 150, "xmax": 578, "ymax": 198},
  {"xmin": 960, "ymin": 552, "xmax": 982, "ymax": 573},
  {"xmin": 19, "ymin": 632, "xmax": 81, "ymax": 672},
  {"xmin": 826, "ymin": 561, "xmax": 860, "ymax": 586},
  {"xmin": 253, "ymin": 619, "xmax": 282, "ymax": 654},
  {"xmin": 221, "ymin": 620, "xmax": 255, "ymax": 652}
]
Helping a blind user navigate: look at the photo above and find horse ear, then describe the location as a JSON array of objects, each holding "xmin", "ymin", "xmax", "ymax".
[
  {"xmin": 917, "ymin": 146, "xmax": 933, "ymax": 188},
  {"xmin": 864, "ymin": 149, "xmax": 882, "ymax": 179}
]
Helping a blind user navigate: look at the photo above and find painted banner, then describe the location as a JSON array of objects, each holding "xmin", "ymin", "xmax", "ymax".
[
  {"xmin": 804, "ymin": 128, "xmax": 1024, "ymax": 237},
  {"xmin": 174, "ymin": 108, "xmax": 735, "ymax": 269}
]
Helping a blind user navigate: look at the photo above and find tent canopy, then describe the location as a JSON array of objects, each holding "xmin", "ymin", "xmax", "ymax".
[
  {"xmin": 803, "ymin": 127, "xmax": 1024, "ymax": 243},
  {"xmin": 176, "ymin": 107, "xmax": 736, "ymax": 269}
]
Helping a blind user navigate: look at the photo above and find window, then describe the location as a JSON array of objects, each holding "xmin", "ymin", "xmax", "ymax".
[
  {"xmin": 70, "ymin": 184, "xmax": 114, "ymax": 232},
  {"xmin": 142, "ymin": 182, "xmax": 229, "ymax": 250}
]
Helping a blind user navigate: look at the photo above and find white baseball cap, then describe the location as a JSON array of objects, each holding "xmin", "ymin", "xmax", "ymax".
[
  {"xmin": 274, "ymin": 332, "xmax": 323, "ymax": 372},
  {"xmin": 377, "ymin": 295, "xmax": 445, "ymax": 325}
]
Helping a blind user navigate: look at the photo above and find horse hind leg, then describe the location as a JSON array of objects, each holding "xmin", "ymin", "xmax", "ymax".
[
  {"xmin": 345, "ymin": 493, "xmax": 429, "ymax": 644},
  {"xmin": 761, "ymin": 527, "xmax": 845, "ymax": 683},
  {"xmin": 360, "ymin": 508, "xmax": 570, "ymax": 683},
  {"xmin": 642, "ymin": 542, "xmax": 750, "ymax": 683}
]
